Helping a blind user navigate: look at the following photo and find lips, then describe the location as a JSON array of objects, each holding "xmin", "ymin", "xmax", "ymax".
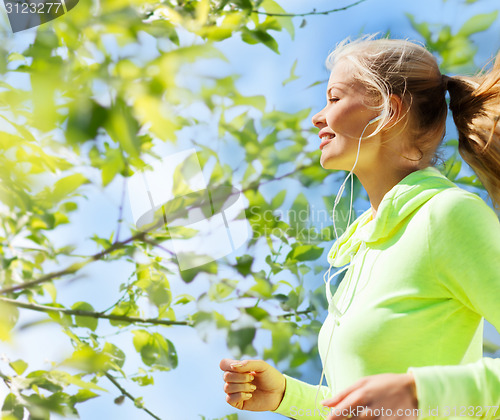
[{"xmin": 319, "ymin": 132, "xmax": 335, "ymax": 150}]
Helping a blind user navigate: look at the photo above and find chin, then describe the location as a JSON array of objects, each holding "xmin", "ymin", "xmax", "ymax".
[
  {"xmin": 320, "ymin": 153, "xmax": 337, "ymax": 170},
  {"xmin": 320, "ymin": 154, "xmax": 351, "ymax": 171}
]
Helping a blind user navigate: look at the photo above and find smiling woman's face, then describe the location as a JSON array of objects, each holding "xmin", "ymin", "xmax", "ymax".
[{"xmin": 312, "ymin": 59, "xmax": 381, "ymax": 171}]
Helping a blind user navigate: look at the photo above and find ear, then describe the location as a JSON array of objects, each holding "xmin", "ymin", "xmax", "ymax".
[{"xmin": 387, "ymin": 94, "xmax": 405, "ymax": 127}]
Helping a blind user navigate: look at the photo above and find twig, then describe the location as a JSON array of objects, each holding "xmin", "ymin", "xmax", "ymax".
[
  {"xmin": 0, "ymin": 369, "xmax": 10, "ymax": 383},
  {"xmin": 0, "ymin": 230, "xmax": 148, "ymax": 295},
  {"xmin": 240, "ymin": 162, "xmax": 315, "ymax": 194},
  {"xmin": 115, "ymin": 177, "xmax": 127, "ymax": 244},
  {"xmin": 278, "ymin": 309, "xmax": 313, "ymax": 319},
  {"xmin": 0, "ymin": 296, "xmax": 192, "ymax": 327},
  {"xmin": 251, "ymin": 0, "xmax": 368, "ymax": 17},
  {"xmin": 99, "ymin": 271, "xmax": 136, "ymax": 315},
  {"xmin": 104, "ymin": 372, "xmax": 162, "ymax": 420},
  {"xmin": 142, "ymin": 237, "xmax": 176, "ymax": 257}
]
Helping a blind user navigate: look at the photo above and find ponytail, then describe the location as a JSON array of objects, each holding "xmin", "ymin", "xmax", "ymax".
[{"xmin": 445, "ymin": 52, "xmax": 500, "ymax": 211}]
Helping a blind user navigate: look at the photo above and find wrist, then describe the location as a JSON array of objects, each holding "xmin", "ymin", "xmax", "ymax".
[
  {"xmin": 272, "ymin": 375, "xmax": 287, "ymax": 411},
  {"xmin": 407, "ymin": 372, "xmax": 418, "ymax": 406}
]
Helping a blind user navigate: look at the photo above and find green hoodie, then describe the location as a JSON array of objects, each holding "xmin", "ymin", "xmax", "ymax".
[{"xmin": 271, "ymin": 166, "xmax": 500, "ymax": 420}]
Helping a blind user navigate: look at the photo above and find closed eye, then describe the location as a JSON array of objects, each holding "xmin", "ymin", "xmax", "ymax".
[{"xmin": 328, "ymin": 97, "xmax": 340, "ymax": 103}]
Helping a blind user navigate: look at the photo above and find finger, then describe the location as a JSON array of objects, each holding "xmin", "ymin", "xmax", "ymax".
[
  {"xmin": 220, "ymin": 358, "xmax": 241, "ymax": 371},
  {"xmin": 324, "ymin": 391, "xmax": 364, "ymax": 420},
  {"xmin": 224, "ymin": 382, "xmax": 257, "ymax": 394},
  {"xmin": 321, "ymin": 379, "xmax": 365, "ymax": 407},
  {"xmin": 225, "ymin": 392, "xmax": 253, "ymax": 407},
  {"xmin": 228, "ymin": 359, "xmax": 267, "ymax": 373},
  {"xmin": 223, "ymin": 371, "xmax": 255, "ymax": 383}
]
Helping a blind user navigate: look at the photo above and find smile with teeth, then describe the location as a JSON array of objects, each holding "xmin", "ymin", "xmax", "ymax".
[{"xmin": 319, "ymin": 133, "xmax": 335, "ymax": 150}]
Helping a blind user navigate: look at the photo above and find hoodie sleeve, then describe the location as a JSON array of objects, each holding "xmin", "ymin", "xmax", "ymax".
[
  {"xmin": 407, "ymin": 189, "xmax": 500, "ymax": 420},
  {"xmin": 271, "ymin": 374, "xmax": 331, "ymax": 419}
]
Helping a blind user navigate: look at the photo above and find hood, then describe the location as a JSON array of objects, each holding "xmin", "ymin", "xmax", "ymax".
[{"xmin": 327, "ymin": 166, "xmax": 457, "ymax": 267}]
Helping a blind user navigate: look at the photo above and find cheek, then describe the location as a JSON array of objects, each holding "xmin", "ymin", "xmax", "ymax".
[
  {"xmin": 325, "ymin": 104, "xmax": 358, "ymax": 136},
  {"xmin": 327, "ymin": 105, "xmax": 368, "ymax": 139}
]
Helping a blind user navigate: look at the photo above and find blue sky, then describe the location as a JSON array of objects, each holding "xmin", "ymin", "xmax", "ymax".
[{"xmin": 0, "ymin": 1, "xmax": 500, "ymax": 419}]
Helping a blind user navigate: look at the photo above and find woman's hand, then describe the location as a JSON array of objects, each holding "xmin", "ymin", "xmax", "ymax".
[
  {"xmin": 219, "ymin": 358, "xmax": 286, "ymax": 412},
  {"xmin": 321, "ymin": 372, "xmax": 418, "ymax": 420}
]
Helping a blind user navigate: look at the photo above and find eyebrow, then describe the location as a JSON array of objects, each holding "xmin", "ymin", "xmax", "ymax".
[{"xmin": 327, "ymin": 84, "xmax": 348, "ymax": 97}]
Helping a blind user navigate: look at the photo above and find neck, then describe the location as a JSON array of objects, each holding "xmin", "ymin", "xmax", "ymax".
[
  {"xmin": 356, "ymin": 166, "xmax": 419, "ymax": 220},
  {"xmin": 354, "ymin": 147, "xmax": 425, "ymax": 219}
]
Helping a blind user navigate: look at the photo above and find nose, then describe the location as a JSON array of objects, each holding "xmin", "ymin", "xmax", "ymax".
[{"xmin": 312, "ymin": 108, "xmax": 326, "ymax": 128}]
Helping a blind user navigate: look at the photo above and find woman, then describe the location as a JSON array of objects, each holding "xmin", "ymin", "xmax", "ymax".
[{"xmin": 220, "ymin": 36, "xmax": 500, "ymax": 420}]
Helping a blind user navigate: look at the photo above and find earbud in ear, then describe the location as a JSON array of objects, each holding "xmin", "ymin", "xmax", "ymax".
[{"xmin": 368, "ymin": 114, "xmax": 384, "ymax": 125}]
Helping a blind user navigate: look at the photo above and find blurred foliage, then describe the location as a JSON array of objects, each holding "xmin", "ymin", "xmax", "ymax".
[
  {"xmin": 0, "ymin": 0, "xmax": 495, "ymax": 418},
  {"xmin": 407, "ymin": 10, "xmax": 499, "ymax": 73}
]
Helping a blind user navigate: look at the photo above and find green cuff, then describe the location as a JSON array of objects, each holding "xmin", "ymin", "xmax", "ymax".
[
  {"xmin": 407, "ymin": 359, "xmax": 500, "ymax": 420},
  {"xmin": 271, "ymin": 374, "xmax": 331, "ymax": 419}
]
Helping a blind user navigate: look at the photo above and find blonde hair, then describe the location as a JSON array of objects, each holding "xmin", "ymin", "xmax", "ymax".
[{"xmin": 326, "ymin": 34, "xmax": 500, "ymax": 210}]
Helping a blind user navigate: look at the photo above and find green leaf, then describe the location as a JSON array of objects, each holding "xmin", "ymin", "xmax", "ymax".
[
  {"xmin": 227, "ymin": 327, "xmax": 256, "ymax": 355},
  {"xmin": 241, "ymin": 28, "xmax": 279, "ymax": 53},
  {"xmin": 135, "ymin": 268, "xmax": 172, "ymax": 308},
  {"xmin": 105, "ymin": 99, "xmax": 141, "ymax": 158},
  {"xmin": 72, "ymin": 302, "xmax": 98, "ymax": 331},
  {"xmin": 9, "ymin": 359, "xmax": 28, "ymax": 375},
  {"xmin": 102, "ymin": 147, "xmax": 125, "ymax": 186},
  {"xmin": 208, "ymin": 280, "xmax": 236, "ymax": 301},
  {"xmin": 263, "ymin": 321, "xmax": 292, "ymax": 364},
  {"xmin": 454, "ymin": 175, "xmax": 483, "ymax": 188},
  {"xmin": 173, "ymin": 294, "xmax": 195, "ymax": 305},
  {"xmin": 271, "ymin": 190, "xmax": 286, "ymax": 209},
  {"xmin": 7, "ymin": 53, "xmax": 26, "ymax": 62},
  {"xmin": 0, "ymin": 303, "xmax": 19, "ymax": 340},
  {"xmin": 232, "ymin": 94, "xmax": 266, "ymax": 111},
  {"xmin": 232, "ymin": 0, "xmax": 252, "ymax": 10},
  {"xmin": 260, "ymin": 0, "xmax": 295, "ymax": 39},
  {"xmin": 250, "ymin": 278, "xmax": 273, "ymax": 298},
  {"xmin": 48, "ymin": 174, "xmax": 88, "ymax": 204},
  {"xmin": 286, "ymin": 244, "xmax": 324, "ymax": 262},
  {"xmin": 245, "ymin": 307, "xmax": 269, "ymax": 321},
  {"xmin": 235, "ymin": 254, "xmax": 254, "ymax": 276},
  {"xmin": 282, "ymin": 59, "xmax": 299, "ymax": 86},
  {"xmin": 2, "ymin": 394, "xmax": 24, "ymax": 419},
  {"xmin": 109, "ymin": 301, "xmax": 140, "ymax": 327},
  {"xmin": 131, "ymin": 375, "xmax": 154, "ymax": 386},
  {"xmin": 445, "ymin": 158, "xmax": 462, "ymax": 181},
  {"xmin": 458, "ymin": 12, "xmax": 499, "ymax": 37},
  {"xmin": 103, "ymin": 342, "xmax": 126, "ymax": 371},
  {"xmin": 66, "ymin": 98, "xmax": 108, "ymax": 145},
  {"xmin": 71, "ymin": 389, "xmax": 99, "ymax": 404},
  {"xmin": 179, "ymin": 260, "xmax": 217, "ymax": 283},
  {"xmin": 49, "ymin": 370, "xmax": 106, "ymax": 391},
  {"xmin": 132, "ymin": 330, "xmax": 178, "ymax": 371},
  {"xmin": 406, "ymin": 13, "xmax": 432, "ymax": 41}
]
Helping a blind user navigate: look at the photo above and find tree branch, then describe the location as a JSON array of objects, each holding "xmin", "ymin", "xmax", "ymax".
[
  {"xmin": 0, "ymin": 160, "xmax": 314, "ymax": 296},
  {"xmin": 0, "ymin": 296, "xmax": 192, "ymax": 327},
  {"xmin": 252, "ymin": 0, "xmax": 368, "ymax": 17},
  {"xmin": 0, "ymin": 229, "xmax": 149, "ymax": 295},
  {"xmin": 104, "ymin": 372, "xmax": 161, "ymax": 420}
]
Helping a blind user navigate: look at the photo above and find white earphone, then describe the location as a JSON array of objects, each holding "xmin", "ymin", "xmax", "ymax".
[
  {"xmin": 314, "ymin": 112, "xmax": 385, "ymax": 418},
  {"xmin": 331, "ymin": 113, "xmax": 384, "ymax": 239}
]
